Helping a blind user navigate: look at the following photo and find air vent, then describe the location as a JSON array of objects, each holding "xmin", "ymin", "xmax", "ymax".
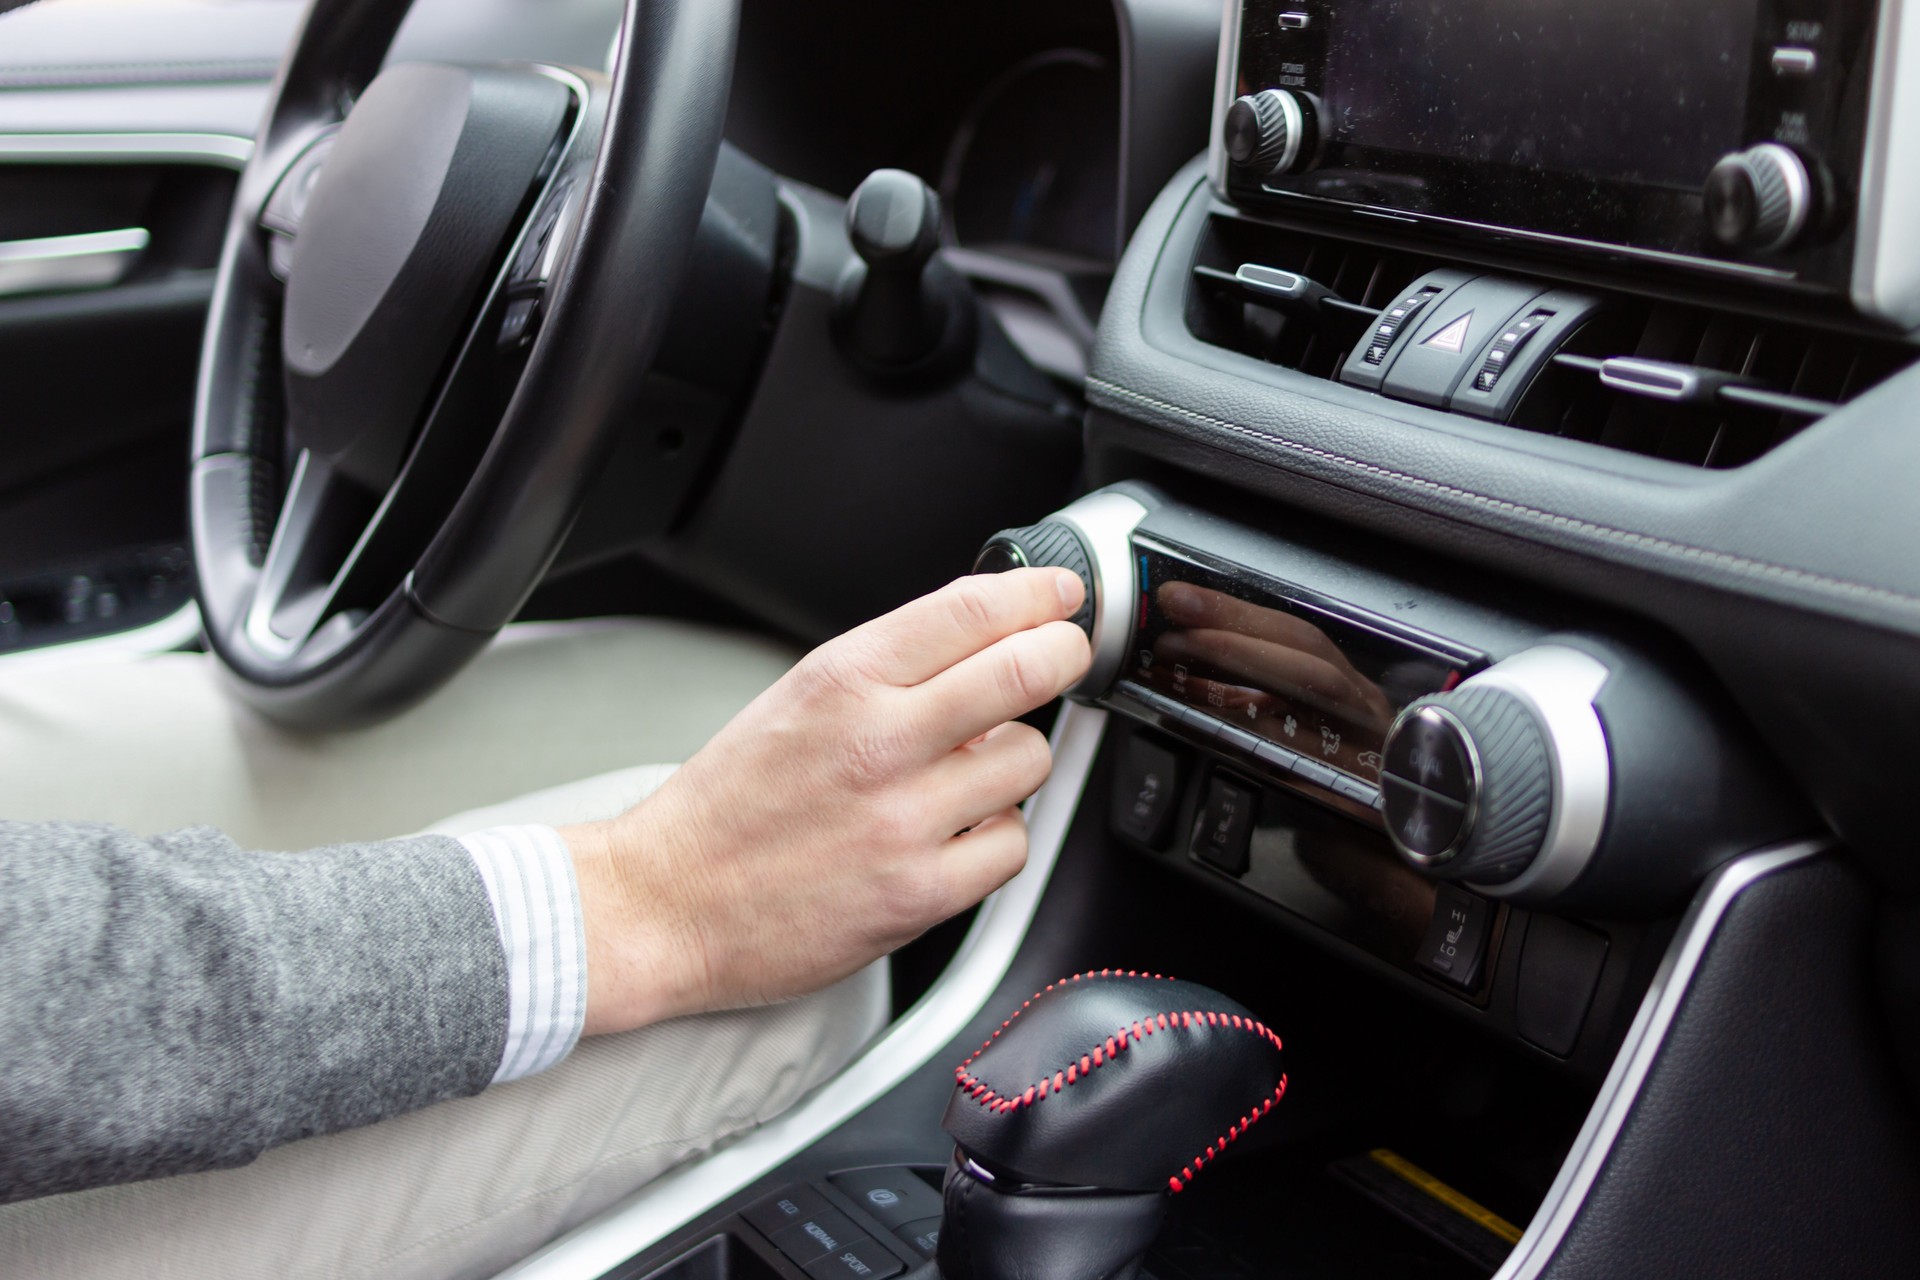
[
  {"xmin": 1184, "ymin": 213, "xmax": 1919, "ymax": 469},
  {"xmin": 1513, "ymin": 304, "xmax": 1916, "ymax": 468},
  {"xmin": 1186, "ymin": 213, "xmax": 1421, "ymax": 379}
]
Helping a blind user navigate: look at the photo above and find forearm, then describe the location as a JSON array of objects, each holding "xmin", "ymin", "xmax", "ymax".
[{"xmin": 0, "ymin": 821, "xmax": 511, "ymax": 1203}]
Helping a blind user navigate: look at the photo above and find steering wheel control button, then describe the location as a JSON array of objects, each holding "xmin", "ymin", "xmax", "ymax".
[
  {"xmin": 1380, "ymin": 775, "xmax": 1469, "ymax": 862},
  {"xmin": 801, "ymin": 1237, "xmax": 904, "ymax": 1280},
  {"xmin": 1192, "ymin": 773, "xmax": 1259, "ymax": 876},
  {"xmin": 1382, "ymin": 706, "xmax": 1477, "ymax": 803},
  {"xmin": 770, "ymin": 1209, "xmax": 865, "ymax": 1263},
  {"xmin": 829, "ymin": 1169, "xmax": 942, "ymax": 1230},
  {"xmin": 1111, "ymin": 734, "xmax": 1185, "ymax": 849},
  {"xmin": 744, "ymin": 1185, "xmax": 832, "ymax": 1237},
  {"xmin": 1417, "ymin": 885, "xmax": 1494, "ymax": 989}
]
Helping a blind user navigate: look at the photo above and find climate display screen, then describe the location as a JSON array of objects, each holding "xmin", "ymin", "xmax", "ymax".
[
  {"xmin": 1126, "ymin": 541, "xmax": 1478, "ymax": 786},
  {"xmin": 1322, "ymin": 0, "xmax": 1757, "ymax": 188}
]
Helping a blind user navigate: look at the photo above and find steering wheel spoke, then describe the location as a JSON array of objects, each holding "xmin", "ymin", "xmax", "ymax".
[{"xmin": 245, "ymin": 451, "xmax": 379, "ymax": 657}]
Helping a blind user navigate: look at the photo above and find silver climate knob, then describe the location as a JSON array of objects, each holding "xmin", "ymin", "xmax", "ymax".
[{"xmin": 974, "ymin": 491, "xmax": 1149, "ymax": 700}]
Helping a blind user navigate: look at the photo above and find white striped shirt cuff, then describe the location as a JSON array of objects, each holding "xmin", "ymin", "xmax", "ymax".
[{"xmin": 458, "ymin": 824, "xmax": 589, "ymax": 1084}]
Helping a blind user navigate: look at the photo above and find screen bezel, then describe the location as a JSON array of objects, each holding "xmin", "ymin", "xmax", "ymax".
[{"xmin": 1218, "ymin": 0, "xmax": 1877, "ymax": 290}]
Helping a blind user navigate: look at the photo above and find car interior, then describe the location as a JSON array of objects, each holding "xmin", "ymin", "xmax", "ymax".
[{"xmin": 3, "ymin": 0, "xmax": 1919, "ymax": 1277}]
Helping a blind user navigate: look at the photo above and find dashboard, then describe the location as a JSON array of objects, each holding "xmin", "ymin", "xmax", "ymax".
[{"xmin": 4, "ymin": 2, "xmax": 1919, "ymax": 1276}]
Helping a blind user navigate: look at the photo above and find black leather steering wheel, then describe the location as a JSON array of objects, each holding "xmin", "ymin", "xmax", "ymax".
[{"xmin": 191, "ymin": 0, "xmax": 737, "ymax": 728}]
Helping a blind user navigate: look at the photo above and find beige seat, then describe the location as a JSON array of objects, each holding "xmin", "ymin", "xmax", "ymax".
[{"xmin": 0, "ymin": 619, "xmax": 891, "ymax": 1279}]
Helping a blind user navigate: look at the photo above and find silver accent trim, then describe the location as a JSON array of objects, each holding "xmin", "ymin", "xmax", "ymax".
[
  {"xmin": 1853, "ymin": 0, "xmax": 1920, "ymax": 327},
  {"xmin": 1052, "ymin": 491, "xmax": 1150, "ymax": 699},
  {"xmin": 1492, "ymin": 839, "xmax": 1828, "ymax": 1279},
  {"xmin": 491, "ymin": 701, "xmax": 1111, "ymax": 1279},
  {"xmin": 1457, "ymin": 645, "xmax": 1611, "ymax": 900},
  {"xmin": 1597, "ymin": 356, "xmax": 1708, "ymax": 403},
  {"xmin": 1746, "ymin": 142, "xmax": 1811, "ymax": 251},
  {"xmin": 1252, "ymin": 87, "xmax": 1304, "ymax": 176},
  {"xmin": 1770, "ymin": 46, "xmax": 1819, "ymax": 78},
  {"xmin": 0, "ymin": 226, "xmax": 147, "ymax": 297},
  {"xmin": 0, "ymin": 603, "xmax": 201, "ymax": 672},
  {"xmin": 1207, "ymin": 0, "xmax": 1244, "ymax": 197},
  {"xmin": 0, "ymin": 131, "xmax": 251, "ymax": 169},
  {"xmin": 1234, "ymin": 263, "xmax": 1306, "ymax": 298}
]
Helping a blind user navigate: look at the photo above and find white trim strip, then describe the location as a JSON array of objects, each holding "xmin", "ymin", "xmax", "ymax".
[
  {"xmin": 1493, "ymin": 838, "xmax": 1828, "ymax": 1278},
  {"xmin": 0, "ymin": 131, "xmax": 252, "ymax": 169},
  {"xmin": 491, "ymin": 701, "xmax": 1111, "ymax": 1279}
]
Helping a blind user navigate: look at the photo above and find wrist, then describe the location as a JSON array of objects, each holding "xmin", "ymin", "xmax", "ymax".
[{"xmin": 561, "ymin": 811, "xmax": 717, "ymax": 1035}]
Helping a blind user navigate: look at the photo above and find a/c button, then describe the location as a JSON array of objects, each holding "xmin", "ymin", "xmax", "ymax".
[{"xmin": 1380, "ymin": 775, "xmax": 1468, "ymax": 861}]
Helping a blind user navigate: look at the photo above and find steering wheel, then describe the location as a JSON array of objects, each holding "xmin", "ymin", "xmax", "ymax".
[{"xmin": 190, "ymin": 0, "xmax": 736, "ymax": 728}]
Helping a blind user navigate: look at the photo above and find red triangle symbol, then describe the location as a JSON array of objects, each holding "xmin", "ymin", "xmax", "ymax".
[{"xmin": 1423, "ymin": 312, "xmax": 1473, "ymax": 353}]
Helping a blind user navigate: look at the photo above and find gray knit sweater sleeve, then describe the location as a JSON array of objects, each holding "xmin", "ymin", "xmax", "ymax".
[{"xmin": 0, "ymin": 820, "xmax": 509, "ymax": 1204}]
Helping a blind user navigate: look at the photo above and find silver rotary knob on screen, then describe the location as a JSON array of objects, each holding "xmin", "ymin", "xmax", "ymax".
[
  {"xmin": 1223, "ymin": 89, "xmax": 1316, "ymax": 178},
  {"xmin": 1377, "ymin": 646, "xmax": 1612, "ymax": 898},
  {"xmin": 972, "ymin": 490, "xmax": 1149, "ymax": 700},
  {"xmin": 1703, "ymin": 143, "xmax": 1813, "ymax": 253}
]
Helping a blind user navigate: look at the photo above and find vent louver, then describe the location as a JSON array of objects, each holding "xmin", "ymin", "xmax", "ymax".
[{"xmin": 1516, "ymin": 304, "xmax": 1914, "ymax": 468}]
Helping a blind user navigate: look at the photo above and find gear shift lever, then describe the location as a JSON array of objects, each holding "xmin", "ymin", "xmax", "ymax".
[
  {"xmin": 834, "ymin": 169, "xmax": 978, "ymax": 382},
  {"xmin": 935, "ymin": 971, "xmax": 1288, "ymax": 1280}
]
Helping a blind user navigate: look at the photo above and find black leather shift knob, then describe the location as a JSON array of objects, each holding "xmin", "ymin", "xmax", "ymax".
[
  {"xmin": 935, "ymin": 971, "xmax": 1288, "ymax": 1280},
  {"xmin": 943, "ymin": 970, "xmax": 1287, "ymax": 1192}
]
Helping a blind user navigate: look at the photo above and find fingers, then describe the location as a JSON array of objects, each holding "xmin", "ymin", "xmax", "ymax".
[
  {"xmin": 935, "ymin": 806, "xmax": 1030, "ymax": 907},
  {"xmin": 906, "ymin": 619, "xmax": 1092, "ymax": 750},
  {"xmin": 844, "ymin": 569, "xmax": 1085, "ymax": 688},
  {"xmin": 927, "ymin": 721, "xmax": 1054, "ymax": 832}
]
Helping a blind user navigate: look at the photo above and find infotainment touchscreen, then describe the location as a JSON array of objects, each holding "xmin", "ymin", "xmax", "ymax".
[
  {"xmin": 1321, "ymin": 0, "xmax": 1756, "ymax": 188},
  {"xmin": 1125, "ymin": 539, "xmax": 1482, "ymax": 788}
]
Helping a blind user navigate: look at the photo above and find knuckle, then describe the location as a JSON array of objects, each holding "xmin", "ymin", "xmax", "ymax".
[
  {"xmin": 995, "ymin": 640, "xmax": 1057, "ymax": 710},
  {"xmin": 945, "ymin": 576, "xmax": 1006, "ymax": 637},
  {"xmin": 839, "ymin": 720, "xmax": 912, "ymax": 791},
  {"xmin": 1010, "ymin": 726, "xmax": 1055, "ymax": 789}
]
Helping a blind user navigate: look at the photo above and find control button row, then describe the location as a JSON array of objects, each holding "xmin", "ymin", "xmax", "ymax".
[
  {"xmin": 743, "ymin": 1185, "xmax": 908, "ymax": 1280},
  {"xmin": 1364, "ymin": 287, "xmax": 1442, "ymax": 365},
  {"xmin": 1113, "ymin": 682, "xmax": 1382, "ymax": 808},
  {"xmin": 1472, "ymin": 309, "xmax": 1556, "ymax": 394}
]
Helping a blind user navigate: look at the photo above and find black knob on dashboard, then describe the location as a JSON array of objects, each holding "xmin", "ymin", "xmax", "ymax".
[
  {"xmin": 834, "ymin": 168, "xmax": 977, "ymax": 381},
  {"xmin": 974, "ymin": 521, "xmax": 1095, "ymax": 637},
  {"xmin": 1377, "ymin": 646, "xmax": 1613, "ymax": 893},
  {"xmin": 1380, "ymin": 691, "xmax": 1552, "ymax": 883},
  {"xmin": 1704, "ymin": 143, "xmax": 1813, "ymax": 252},
  {"xmin": 1224, "ymin": 89, "xmax": 1313, "ymax": 178}
]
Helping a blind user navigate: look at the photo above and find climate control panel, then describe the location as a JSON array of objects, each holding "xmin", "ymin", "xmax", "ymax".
[{"xmin": 977, "ymin": 487, "xmax": 1809, "ymax": 914}]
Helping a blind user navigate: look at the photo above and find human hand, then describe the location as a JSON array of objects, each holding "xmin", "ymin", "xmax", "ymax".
[{"xmin": 562, "ymin": 568, "xmax": 1092, "ymax": 1035}]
